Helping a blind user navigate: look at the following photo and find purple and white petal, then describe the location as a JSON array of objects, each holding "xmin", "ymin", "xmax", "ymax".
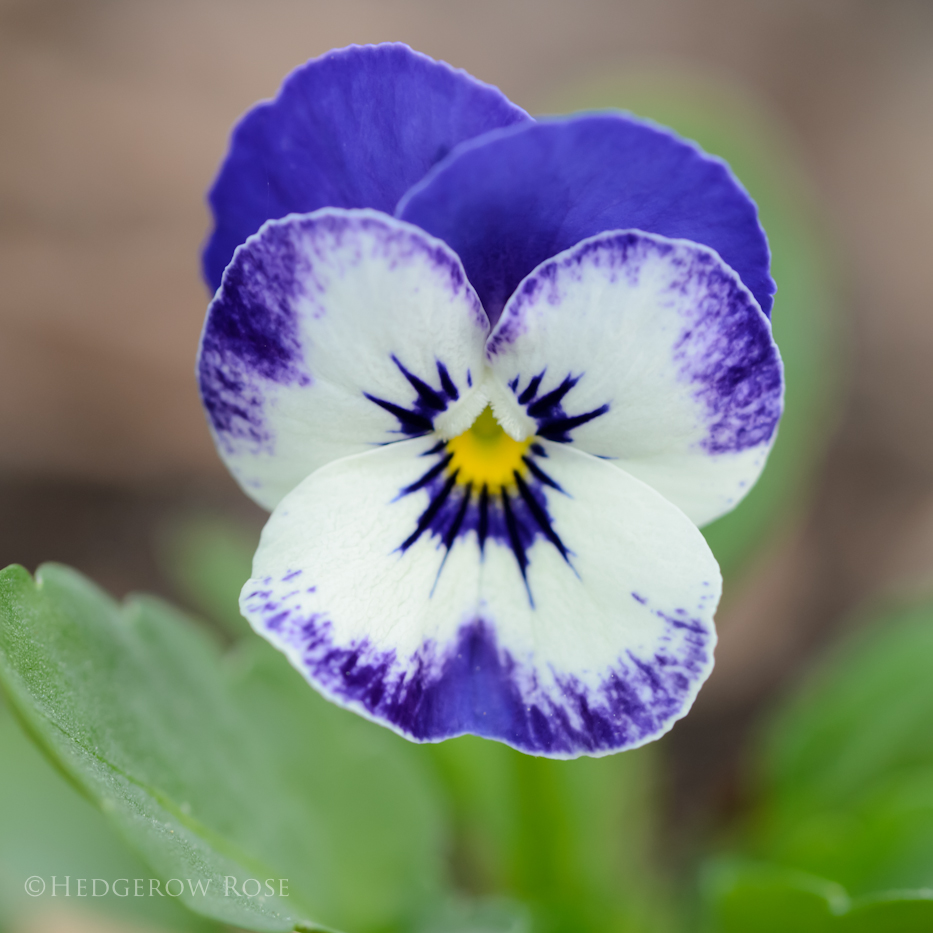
[
  {"xmin": 203, "ymin": 43, "xmax": 530, "ymax": 291},
  {"xmin": 198, "ymin": 209, "xmax": 489, "ymax": 510},
  {"xmin": 485, "ymin": 230, "xmax": 783, "ymax": 527},
  {"xmin": 241, "ymin": 438, "xmax": 720, "ymax": 759},
  {"xmin": 398, "ymin": 114, "xmax": 773, "ymax": 324}
]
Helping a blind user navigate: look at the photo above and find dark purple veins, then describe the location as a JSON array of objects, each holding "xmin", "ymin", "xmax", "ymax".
[
  {"xmin": 363, "ymin": 357, "xmax": 604, "ymax": 599},
  {"xmin": 511, "ymin": 370, "xmax": 609, "ymax": 443},
  {"xmin": 395, "ymin": 442, "xmax": 570, "ymax": 605},
  {"xmin": 365, "ymin": 356, "xmax": 463, "ymax": 437}
]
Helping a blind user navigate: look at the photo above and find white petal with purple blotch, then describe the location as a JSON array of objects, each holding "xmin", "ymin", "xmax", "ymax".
[
  {"xmin": 485, "ymin": 230, "xmax": 783, "ymax": 526},
  {"xmin": 241, "ymin": 436, "xmax": 720, "ymax": 758},
  {"xmin": 198, "ymin": 208, "xmax": 489, "ymax": 510}
]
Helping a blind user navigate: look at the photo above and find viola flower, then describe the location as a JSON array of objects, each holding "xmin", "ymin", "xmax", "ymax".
[{"xmin": 197, "ymin": 44, "xmax": 782, "ymax": 758}]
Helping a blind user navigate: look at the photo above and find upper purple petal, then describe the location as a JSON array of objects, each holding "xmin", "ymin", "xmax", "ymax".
[
  {"xmin": 203, "ymin": 43, "xmax": 530, "ymax": 291},
  {"xmin": 397, "ymin": 114, "xmax": 774, "ymax": 324}
]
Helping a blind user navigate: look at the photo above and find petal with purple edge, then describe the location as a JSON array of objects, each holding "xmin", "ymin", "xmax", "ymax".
[
  {"xmin": 485, "ymin": 229, "xmax": 783, "ymax": 527},
  {"xmin": 398, "ymin": 114, "xmax": 774, "ymax": 324},
  {"xmin": 197, "ymin": 209, "xmax": 489, "ymax": 510},
  {"xmin": 241, "ymin": 436, "xmax": 720, "ymax": 759},
  {"xmin": 203, "ymin": 43, "xmax": 531, "ymax": 292}
]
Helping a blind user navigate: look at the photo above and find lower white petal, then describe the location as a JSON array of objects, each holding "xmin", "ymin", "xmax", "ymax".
[{"xmin": 242, "ymin": 436, "xmax": 720, "ymax": 758}]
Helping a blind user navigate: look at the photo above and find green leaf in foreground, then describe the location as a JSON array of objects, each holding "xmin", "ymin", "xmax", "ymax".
[
  {"xmin": 0, "ymin": 700, "xmax": 218, "ymax": 931},
  {"xmin": 0, "ymin": 563, "xmax": 446, "ymax": 933}
]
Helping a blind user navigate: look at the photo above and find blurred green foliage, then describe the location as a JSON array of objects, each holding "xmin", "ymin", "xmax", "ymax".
[
  {"xmin": 416, "ymin": 896, "xmax": 532, "ymax": 933},
  {"xmin": 425, "ymin": 734, "xmax": 670, "ymax": 933},
  {"xmin": 704, "ymin": 860, "xmax": 933, "ymax": 932},
  {"xmin": 700, "ymin": 595, "xmax": 933, "ymax": 931},
  {"xmin": 156, "ymin": 512, "xmax": 257, "ymax": 639}
]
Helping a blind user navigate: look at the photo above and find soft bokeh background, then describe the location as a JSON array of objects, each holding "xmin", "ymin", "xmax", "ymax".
[{"xmin": 2, "ymin": 1, "xmax": 933, "ymax": 931}]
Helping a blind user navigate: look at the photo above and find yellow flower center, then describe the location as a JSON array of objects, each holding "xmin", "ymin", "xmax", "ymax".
[{"xmin": 446, "ymin": 406, "xmax": 532, "ymax": 490}]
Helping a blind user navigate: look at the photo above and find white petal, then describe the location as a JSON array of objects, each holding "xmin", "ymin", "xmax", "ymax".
[
  {"xmin": 198, "ymin": 208, "xmax": 489, "ymax": 509},
  {"xmin": 485, "ymin": 230, "xmax": 784, "ymax": 526},
  {"xmin": 241, "ymin": 436, "xmax": 720, "ymax": 758}
]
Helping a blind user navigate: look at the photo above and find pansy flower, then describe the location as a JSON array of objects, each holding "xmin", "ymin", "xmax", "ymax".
[{"xmin": 198, "ymin": 44, "xmax": 782, "ymax": 758}]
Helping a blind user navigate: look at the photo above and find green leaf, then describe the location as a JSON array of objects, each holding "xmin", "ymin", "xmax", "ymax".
[
  {"xmin": 838, "ymin": 891, "xmax": 933, "ymax": 932},
  {"xmin": 703, "ymin": 860, "xmax": 844, "ymax": 933},
  {"xmin": 704, "ymin": 862, "xmax": 933, "ymax": 933},
  {"xmin": 752, "ymin": 597, "xmax": 933, "ymax": 895},
  {"xmin": 0, "ymin": 700, "xmax": 219, "ymax": 931},
  {"xmin": 755, "ymin": 767, "xmax": 933, "ymax": 897},
  {"xmin": 546, "ymin": 71, "xmax": 842, "ymax": 581},
  {"xmin": 0, "ymin": 563, "xmax": 446, "ymax": 933},
  {"xmin": 765, "ymin": 598, "xmax": 933, "ymax": 811}
]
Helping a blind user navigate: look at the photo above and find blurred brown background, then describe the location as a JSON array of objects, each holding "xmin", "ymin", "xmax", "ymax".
[{"xmin": 2, "ymin": 0, "xmax": 933, "ymax": 863}]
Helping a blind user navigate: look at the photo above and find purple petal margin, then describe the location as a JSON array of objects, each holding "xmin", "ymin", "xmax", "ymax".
[
  {"xmin": 398, "ymin": 114, "xmax": 774, "ymax": 324},
  {"xmin": 244, "ymin": 574, "xmax": 714, "ymax": 758},
  {"xmin": 203, "ymin": 43, "xmax": 530, "ymax": 291}
]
